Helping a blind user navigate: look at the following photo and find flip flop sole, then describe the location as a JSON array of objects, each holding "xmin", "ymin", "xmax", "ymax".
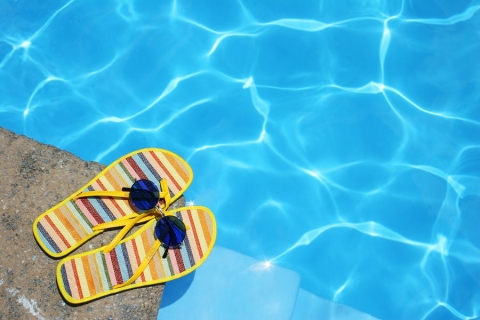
[
  {"xmin": 56, "ymin": 206, "xmax": 216, "ymax": 304},
  {"xmin": 33, "ymin": 148, "xmax": 193, "ymax": 258}
]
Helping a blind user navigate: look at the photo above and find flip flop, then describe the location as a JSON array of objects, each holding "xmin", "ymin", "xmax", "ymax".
[
  {"xmin": 56, "ymin": 206, "xmax": 216, "ymax": 304},
  {"xmin": 33, "ymin": 148, "xmax": 193, "ymax": 258}
]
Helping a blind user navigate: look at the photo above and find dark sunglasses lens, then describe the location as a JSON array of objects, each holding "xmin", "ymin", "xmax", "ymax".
[
  {"xmin": 155, "ymin": 216, "xmax": 186, "ymax": 247},
  {"xmin": 130, "ymin": 179, "xmax": 159, "ymax": 211}
]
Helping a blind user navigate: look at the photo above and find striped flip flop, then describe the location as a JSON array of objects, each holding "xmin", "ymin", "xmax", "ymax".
[
  {"xmin": 33, "ymin": 148, "xmax": 193, "ymax": 258},
  {"xmin": 57, "ymin": 206, "xmax": 216, "ymax": 304}
]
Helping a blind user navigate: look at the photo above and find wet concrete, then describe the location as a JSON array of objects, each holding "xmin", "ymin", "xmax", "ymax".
[{"xmin": 0, "ymin": 127, "xmax": 183, "ymax": 319}]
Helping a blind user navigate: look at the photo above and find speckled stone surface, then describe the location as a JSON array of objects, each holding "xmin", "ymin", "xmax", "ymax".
[{"xmin": 0, "ymin": 127, "xmax": 183, "ymax": 319}]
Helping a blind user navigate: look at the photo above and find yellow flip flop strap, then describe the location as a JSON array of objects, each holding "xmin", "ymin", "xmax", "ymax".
[
  {"xmin": 91, "ymin": 214, "xmax": 152, "ymax": 231},
  {"xmin": 73, "ymin": 191, "xmax": 130, "ymax": 200},
  {"xmin": 101, "ymin": 212, "xmax": 156, "ymax": 254},
  {"xmin": 159, "ymin": 179, "xmax": 171, "ymax": 210}
]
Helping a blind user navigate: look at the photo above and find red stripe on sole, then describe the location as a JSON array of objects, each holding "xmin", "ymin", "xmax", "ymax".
[
  {"xmin": 187, "ymin": 209, "xmax": 203, "ymax": 258},
  {"xmin": 173, "ymin": 248, "xmax": 185, "ymax": 273},
  {"xmin": 131, "ymin": 239, "xmax": 146, "ymax": 282},
  {"xmin": 125, "ymin": 157, "xmax": 148, "ymax": 180},
  {"xmin": 71, "ymin": 259, "xmax": 84, "ymax": 299},
  {"xmin": 149, "ymin": 151, "xmax": 182, "ymax": 191},
  {"xmin": 80, "ymin": 199, "xmax": 105, "ymax": 225},
  {"xmin": 45, "ymin": 215, "xmax": 71, "ymax": 248},
  {"xmin": 109, "ymin": 249, "xmax": 124, "ymax": 285}
]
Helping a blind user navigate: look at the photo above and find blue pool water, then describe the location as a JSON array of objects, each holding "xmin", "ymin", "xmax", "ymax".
[{"xmin": 2, "ymin": 0, "xmax": 480, "ymax": 318}]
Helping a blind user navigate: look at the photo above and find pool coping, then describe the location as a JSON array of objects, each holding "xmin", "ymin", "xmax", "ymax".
[{"xmin": 0, "ymin": 126, "xmax": 180, "ymax": 319}]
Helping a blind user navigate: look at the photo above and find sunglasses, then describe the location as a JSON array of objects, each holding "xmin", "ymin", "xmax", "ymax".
[
  {"xmin": 155, "ymin": 215, "xmax": 187, "ymax": 258},
  {"xmin": 74, "ymin": 178, "xmax": 171, "ymax": 212},
  {"xmin": 76, "ymin": 179, "xmax": 188, "ymax": 258}
]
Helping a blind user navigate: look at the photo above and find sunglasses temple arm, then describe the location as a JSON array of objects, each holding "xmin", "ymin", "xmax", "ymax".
[
  {"xmin": 113, "ymin": 239, "xmax": 162, "ymax": 289},
  {"xmin": 73, "ymin": 191, "xmax": 130, "ymax": 200}
]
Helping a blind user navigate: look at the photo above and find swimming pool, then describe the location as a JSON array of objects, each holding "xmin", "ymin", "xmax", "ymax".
[{"xmin": 1, "ymin": 0, "xmax": 480, "ymax": 318}]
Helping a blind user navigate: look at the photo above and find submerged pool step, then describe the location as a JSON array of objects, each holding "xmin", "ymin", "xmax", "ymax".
[
  {"xmin": 291, "ymin": 288, "xmax": 379, "ymax": 320},
  {"xmin": 158, "ymin": 246, "xmax": 301, "ymax": 320},
  {"xmin": 158, "ymin": 246, "xmax": 378, "ymax": 319}
]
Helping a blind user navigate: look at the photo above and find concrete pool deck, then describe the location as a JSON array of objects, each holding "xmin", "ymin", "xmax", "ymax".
[{"xmin": 0, "ymin": 127, "xmax": 184, "ymax": 319}]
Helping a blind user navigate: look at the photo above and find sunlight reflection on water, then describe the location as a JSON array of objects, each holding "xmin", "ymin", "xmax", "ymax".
[{"xmin": 1, "ymin": 0, "xmax": 480, "ymax": 318}]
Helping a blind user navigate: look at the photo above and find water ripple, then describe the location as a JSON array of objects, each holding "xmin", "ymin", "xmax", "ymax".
[{"xmin": 1, "ymin": 0, "xmax": 480, "ymax": 318}]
